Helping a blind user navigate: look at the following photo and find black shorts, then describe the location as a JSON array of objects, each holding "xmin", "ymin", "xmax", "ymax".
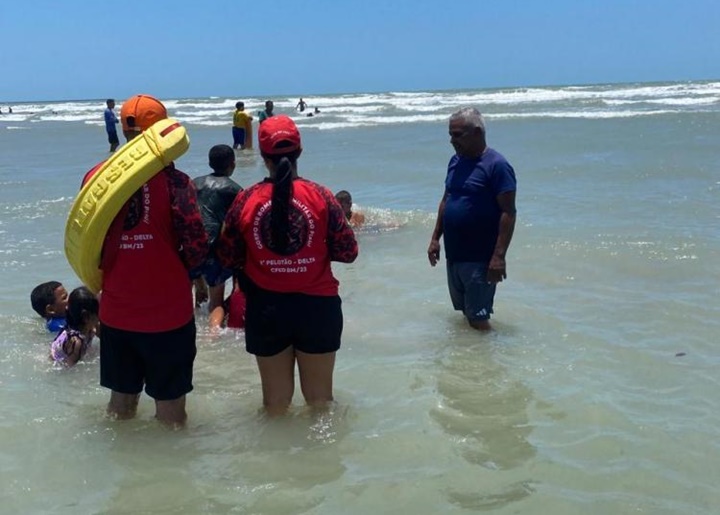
[
  {"xmin": 107, "ymin": 130, "xmax": 119, "ymax": 145},
  {"xmin": 244, "ymin": 290, "xmax": 343, "ymax": 357},
  {"xmin": 100, "ymin": 319, "xmax": 197, "ymax": 401}
]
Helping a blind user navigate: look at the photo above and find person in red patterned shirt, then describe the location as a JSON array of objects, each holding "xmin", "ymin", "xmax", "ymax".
[
  {"xmin": 216, "ymin": 115, "xmax": 358, "ymax": 415},
  {"xmin": 93, "ymin": 94, "xmax": 208, "ymax": 427}
]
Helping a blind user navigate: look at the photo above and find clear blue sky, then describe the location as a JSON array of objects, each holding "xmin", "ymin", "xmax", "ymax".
[{"xmin": 2, "ymin": 0, "xmax": 719, "ymax": 102}]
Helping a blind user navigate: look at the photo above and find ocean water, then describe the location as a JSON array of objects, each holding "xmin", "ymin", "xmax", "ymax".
[{"xmin": 1, "ymin": 80, "xmax": 719, "ymax": 514}]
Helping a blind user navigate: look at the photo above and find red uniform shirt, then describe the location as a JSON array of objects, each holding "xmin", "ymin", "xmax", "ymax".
[
  {"xmin": 216, "ymin": 178, "xmax": 358, "ymax": 296},
  {"xmin": 98, "ymin": 167, "xmax": 208, "ymax": 332}
]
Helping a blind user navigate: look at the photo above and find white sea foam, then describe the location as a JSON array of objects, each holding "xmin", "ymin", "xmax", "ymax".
[
  {"xmin": 345, "ymin": 113, "xmax": 449, "ymax": 124},
  {"xmin": 4, "ymin": 80, "xmax": 719, "ymax": 130},
  {"xmin": 311, "ymin": 121, "xmax": 377, "ymax": 130},
  {"xmin": 174, "ymin": 108, "xmax": 233, "ymax": 117},
  {"xmin": 188, "ymin": 120, "xmax": 230, "ymax": 127},
  {"xmin": 315, "ymin": 105, "xmax": 389, "ymax": 114},
  {"xmin": 38, "ymin": 114, "xmax": 98, "ymax": 122},
  {"xmin": 0, "ymin": 115, "xmax": 28, "ymax": 122},
  {"xmin": 166, "ymin": 98, "xmax": 262, "ymax": 110},
  {"xmin": 489, "ymin": 109, "xmax": 679, "ymax": 119},
  {"xmin": 605, "ymin": 96, "xmax": 719, "ymax": 106},
  {"xmin": 646, "ymin": 97, "xmax": 719, "ymax": 105}
]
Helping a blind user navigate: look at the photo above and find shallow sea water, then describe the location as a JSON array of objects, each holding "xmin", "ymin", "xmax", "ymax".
[{"xmin": 1, "ymin": 82, "xmax": 719, "ymax": 513}]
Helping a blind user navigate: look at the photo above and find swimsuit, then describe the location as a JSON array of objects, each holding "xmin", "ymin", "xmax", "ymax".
[{"xmin": 50, "ymin": 328, "xmax": 92, "ymax": 366}]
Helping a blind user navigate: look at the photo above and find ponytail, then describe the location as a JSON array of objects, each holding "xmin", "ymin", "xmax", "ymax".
[
  {"xmin": 261, "ymin": 146, "xmax": 301, "ymax": 255},
  {"xmin": 270, "ymin": 157, "xmax": 293, "ymax": 254}
]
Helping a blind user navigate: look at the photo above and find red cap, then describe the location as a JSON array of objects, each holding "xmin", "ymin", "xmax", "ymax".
[
  {"xmin": 259, "ymin": 115, "xmax": 302, "ymax": 155},
  {"xmin": 120, "ymin": 94, "xmax": 167, "ymax": 132}
]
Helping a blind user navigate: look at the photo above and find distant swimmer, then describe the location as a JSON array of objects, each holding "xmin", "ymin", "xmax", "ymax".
[
  {"xmin": 257, "ymin": 100, "xmax": 274, "ymax": 124},
  {"xmin": 296, "ymin": 98, "xmax": 307, "ymax": 112},
  {"xmin": 8, "ymin": 107, "xmax": 12, "ymax": 113},
  {"xmin": 104, "ymin": 99, "xmax": 120, "ymax": 152},
  {"xmin": 314, "ymin": 107, "xmax": 320, "ymax": 114},
  {"xmin": 335, "ymin": 190, "xmax": 365, "ymax": 228}
]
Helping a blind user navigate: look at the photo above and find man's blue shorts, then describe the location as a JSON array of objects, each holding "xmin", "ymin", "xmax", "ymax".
[
  {"xmin": 189, "ymin": 257, "xmax": 233, "ymax": 287},
  {"xmin": 232, "ymin": 127, "xmax": 246, "ymax": 146},
  {"xmin": 446, "ymin": 261, "xmax": 496, "ymax": 321}
]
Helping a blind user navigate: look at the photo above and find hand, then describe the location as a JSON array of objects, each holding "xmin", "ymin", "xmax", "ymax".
[
  {"xmin": 428, "ymin": 240, "xmax": 441, "ymax": 267},
  {"xmin": 193, "ymin": 278, "xmax": 209, "ymax": 305},
  {"xmin": 487, "ymin": 255, "xmax": 507, "ymax": 283}
]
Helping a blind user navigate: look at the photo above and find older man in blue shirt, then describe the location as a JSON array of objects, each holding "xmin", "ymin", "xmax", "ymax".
[{"xmin": 428, "ymin": 107, "xmax": 517, "ymax": 331}]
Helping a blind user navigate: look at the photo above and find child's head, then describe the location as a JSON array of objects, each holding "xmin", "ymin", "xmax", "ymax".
[
  {"xmin": 235, "ymin": 101, "xmax": 245, "ymax": 111},
  {"xmin": 335, "ymin": 190, "xmax": 353, "ymax": 218},
  {"xmin": 31, "ymin": 281, "xmax": 68, "ymax": 319},
  {"xmin": 65, "ymin": 286, "xmax": 99, "ymax": 331},
  {"xmin": 209, "ymin": 144, "xmax": 236, "ymax": 176},
  {"xmin": 106, "ymin": 98, "xmax": 115, "ymax": 109}
]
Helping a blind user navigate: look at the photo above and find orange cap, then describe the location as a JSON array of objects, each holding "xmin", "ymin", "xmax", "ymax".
[{"xmin": 120, "ymin": 94, "xmax": 167, "ymax": 132}]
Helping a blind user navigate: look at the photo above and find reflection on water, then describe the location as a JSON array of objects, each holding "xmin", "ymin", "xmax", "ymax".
[
  {"xmin": 445, "ymin": 480, "xmax": 536, "ymax": 511},
  {"xmin": 184, "ymin": 326, "xmax": 352, "ymax": 511},
  {"xmin": 100, "ymin": 426, "xmax": 208, "ymax": 513},
  {"xmin": 430, "ymin": 331, "xmax": 536, "ymax": 510},
  {"xmin": 203, "ymin": 404, "xmax": 350, "ymax": 513}
]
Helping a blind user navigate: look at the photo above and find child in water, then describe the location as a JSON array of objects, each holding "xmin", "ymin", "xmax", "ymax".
[
  {"xmin": 335, "ymin": 190, "xmax": 365, "ymax": 228},
  {"xmin": 49, "ymin": 286, "xmax": 99, "ymax": 367},
  {"xmin": 205, "ymin": 275, "xmax": 246, "ymax": 331},
  {"xmin": 31, "ymin": 280, "xmax": 69, "ymax": 333},
  {"xmin": 191, "ymin": 144, "xmax": 243, "ymax": 328}
]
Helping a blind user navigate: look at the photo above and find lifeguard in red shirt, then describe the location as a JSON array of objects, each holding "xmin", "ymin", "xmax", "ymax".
[
  {"xmin": 96, "ymin": 94, "xmax": 208, "ymax": 427},
  {"xmin": 216, "ymin": 115, "xmax": 358, "ymax": 415}
]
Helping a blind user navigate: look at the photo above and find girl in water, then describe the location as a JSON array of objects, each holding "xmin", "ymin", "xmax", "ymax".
[{"xmin": 50, "ymin": 286, "xmax": 99, "ymax": 367}]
